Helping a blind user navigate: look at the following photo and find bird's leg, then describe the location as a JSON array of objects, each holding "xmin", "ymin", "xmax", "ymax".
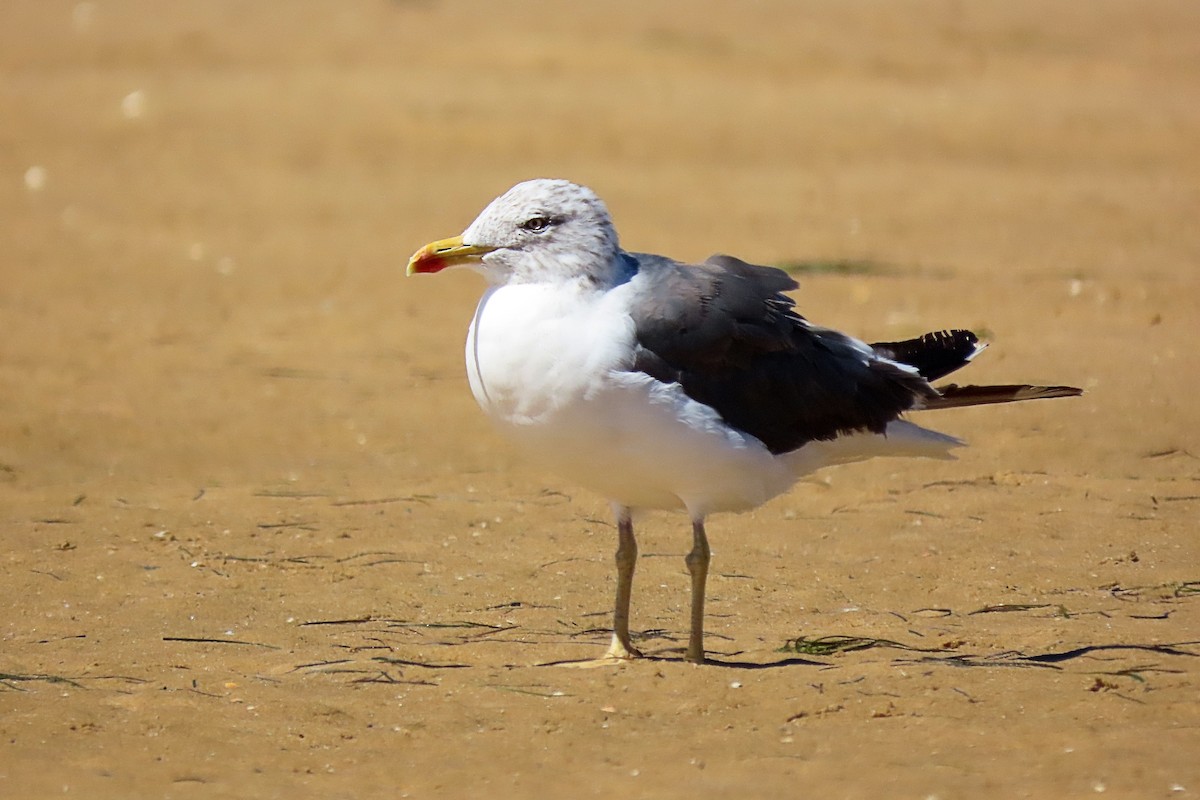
[
  {"xmin": 602, "ymin": 508, "xmax": 642, "ymax": 660},
  {"xmin": 553, "ymin": 508, "xmax": 641, "ymax": 668},
  {"xmin": 684, "ymin": 517, "xmax": 711, "ymax": 664}
]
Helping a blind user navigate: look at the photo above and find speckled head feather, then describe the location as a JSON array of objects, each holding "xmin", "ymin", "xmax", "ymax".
[{"xmin": 462, "ymin": 179, "xmax": 623, "ymax": 286}]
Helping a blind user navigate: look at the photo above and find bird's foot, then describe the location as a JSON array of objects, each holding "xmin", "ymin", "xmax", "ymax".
[
  {"xmin": 549, "ymin": 637, "xmax": 642, "ymax": 669},
  {"xmin": 604, "ymin": 637, "xmax": 643, "ymax": 661}
]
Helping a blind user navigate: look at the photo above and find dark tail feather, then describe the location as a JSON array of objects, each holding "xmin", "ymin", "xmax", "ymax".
[
  {"xmin": 922, "ymin": 383, "xmax": 1083, "ymax": 410},
  {"xmin": 871, "ymin": 329, "xmax": 984, "ymax": 382}
]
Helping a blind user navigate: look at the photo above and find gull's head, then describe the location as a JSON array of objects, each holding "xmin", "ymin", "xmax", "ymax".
[{"xmin": 406, "ymin": 179, "xmax": 621, "ymax": 286}]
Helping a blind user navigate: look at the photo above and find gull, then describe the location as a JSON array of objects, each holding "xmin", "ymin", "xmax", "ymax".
[{"xmin": 406, "ymin": 178, "xmax": 1081, "ymax": 665}]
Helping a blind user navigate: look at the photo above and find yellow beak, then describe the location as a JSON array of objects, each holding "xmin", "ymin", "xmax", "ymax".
[{"xmin": 406, "ymin": 236, "xmax": 497, "ymax": 275}]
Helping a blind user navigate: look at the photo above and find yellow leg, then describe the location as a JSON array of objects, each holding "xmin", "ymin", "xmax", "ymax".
[
  {"xmin": 684, "ymin": 518, "xmax": 710, "ymax": 664},
  {"xmin": 602, "ymin": 509, "xmax": 642, "ymax": 660},
  {"xmin": 555, "ymin": 508, "xmax": 641, "ymax": 668}
]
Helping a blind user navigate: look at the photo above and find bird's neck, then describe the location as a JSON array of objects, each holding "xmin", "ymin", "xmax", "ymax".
[{"xmin": 506, "ymin": 249, "xmax": 635, "ymax": 291}]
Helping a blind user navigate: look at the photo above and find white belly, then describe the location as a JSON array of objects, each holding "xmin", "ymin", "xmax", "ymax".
[{"xmin": 464, "ymin": 283, "xmax": 793, "ymax": 515}]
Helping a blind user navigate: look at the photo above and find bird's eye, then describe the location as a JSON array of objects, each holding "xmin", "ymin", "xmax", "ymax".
[{"xmin": 520, "ymin": 216, "xmax": 555, "ymax": 233}]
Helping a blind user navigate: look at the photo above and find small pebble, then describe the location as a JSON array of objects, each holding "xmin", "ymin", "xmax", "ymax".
[
  {"xmin": 24, "ymin": 166, "xmax": 46, "ymax": 191},
  {"xmin": 121, "ymin": 90, "xmax": 146, "ymax": 119},
  {"xmin": 72, "ymin": 2, "xmax": 96, "ymax": 31}
]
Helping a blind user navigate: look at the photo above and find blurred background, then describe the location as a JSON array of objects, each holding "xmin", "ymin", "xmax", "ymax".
[{"xmin": 2, "ymin": 0, "xmax": 1197, "ymax": 490}]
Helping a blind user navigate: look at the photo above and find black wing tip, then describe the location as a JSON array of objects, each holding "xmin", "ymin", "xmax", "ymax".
[
  {"xmin": 927, "ymin": 383, "xmax": 1084, "ymax": 410},
  {"xmin": 871, "ymin": 329, "xmax": 985, "ymax": 382},
  {"xmin": 1038, "ymin": 385, "xmax": 1084, "ymax": 399},
  {"xmin": 938, "ymin": 383, "xmax": 1084, "ymax": 397}
]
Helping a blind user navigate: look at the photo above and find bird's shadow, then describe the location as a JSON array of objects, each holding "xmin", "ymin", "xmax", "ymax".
[
  {"xmin": 698, "ymin": 655, "xmax": 828, "ymax": 669},
  {"xmin": 535, "ymin": 651, "xmax": 827, "ymax": 670},
  {"xmin": 535, "ymin": 640, "xmax": 1200, "ymax": 671}
]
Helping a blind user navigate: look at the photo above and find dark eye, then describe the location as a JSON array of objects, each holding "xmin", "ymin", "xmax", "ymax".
[{"xmin": 519, "ymin": 216, "xmax": 555, "ymax": 233}]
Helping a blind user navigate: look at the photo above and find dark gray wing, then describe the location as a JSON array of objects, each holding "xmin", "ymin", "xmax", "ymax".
[{"xmin": 625, "ymin": 253, "xmax": 936, "ymax": 455}]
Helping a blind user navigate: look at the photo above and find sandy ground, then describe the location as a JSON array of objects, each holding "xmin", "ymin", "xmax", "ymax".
[{"xmin": 2, "ymin": 1, "xmax": 1199, "ymax": 797}]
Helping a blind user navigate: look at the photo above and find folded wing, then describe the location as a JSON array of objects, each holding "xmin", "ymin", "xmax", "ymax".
[{"xmin": 626, "ymin": 254, "xmax": 1081, "ymax": 455}]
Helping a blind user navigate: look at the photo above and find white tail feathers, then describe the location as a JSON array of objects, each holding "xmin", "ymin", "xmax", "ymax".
[{"xmin": 785, "ymin": 420, "xmax": 963, "ymax": 477}]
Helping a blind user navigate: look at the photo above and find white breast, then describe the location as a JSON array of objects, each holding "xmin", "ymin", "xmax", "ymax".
[
  {"xmin": 464, "ymin": 282, "xmax": 793, "ymax": 515},
  {"xmin": 466, "ymin": 283, "xmax": 635, "ymax": 422}
]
